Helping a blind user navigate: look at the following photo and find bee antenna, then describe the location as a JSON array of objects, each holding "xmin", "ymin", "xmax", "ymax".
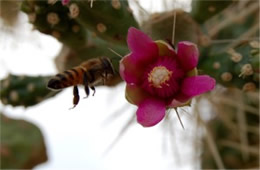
[
  {"xmin": 108, "ymin": 48, "xmax": 123, "ymax": 58},
  {"xmin": 107, "ymin": 57, "xmax": 120, "ymax": 75},
  {"xmin": 109, "ymin": 58, "xmax": 119, "ymax": 75}
]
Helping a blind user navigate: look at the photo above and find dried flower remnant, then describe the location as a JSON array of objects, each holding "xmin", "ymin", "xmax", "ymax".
[
  {"xmin": 97, "ymin": 23, "xmax": 107, "ymax": 33},
  {"xmin": 69, "ymin": 3, "xmax": 80, "ymax": 18},
  {"xmin": 120, "ymin": 27, "xmax": 216, "ymax": 127},
  {"xmin": 221, "ymin": 72, "xmax": 233, "ymax": 82},
  {"xmin": 240, "ymin": 64, "xmax": 254, "ymax": 78},
  {"xmin": 112, "ymin": 0, "xmax": 121, "ymax": 9},
  {"xmin": 213, "ymin": 62, "xmax": 221, "ymax": 69},
  {"xmin": 27, "ymin": 83, "xmax": 35, "ymax": 92},
  {"xmin": 10, "ymin": 91, "xmax": 19, "ymax": 102},
  {"xmin": 227, "ymin": 48, "xmax": 243, "ymax": 63},
  {"xmin": 249, "ymin": 41, "xmax": 260, "ymax": 49},
  {"xmin": 47, "ymin": 12, "xmax": 60, "ymax": 25}
]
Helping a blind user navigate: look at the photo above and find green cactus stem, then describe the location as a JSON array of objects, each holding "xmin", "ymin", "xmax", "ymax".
[
  {"xmin": 191, "ymin": 0, "xmax": 232, "ymax": 24},
  {"xmin": 1, "ymin": 113, "xmax": 48, "ymax": 169},
  {"xmin": 65, "ymin": 0, "xmax": 139, "ymax": 45},
  {"xmin": 199, "ymin": 41, "xmax": 259, "ymax": 91},
  {"xmin": 0, "ymin": 74, "xmax": 59, "ymax": 107},
  {"xmin": 196, "ymin": 1, "xmax": 259, "ymax": 90},
  {"xmin": 21, "ymin": 0, "xmax": 88, "ymax": 49}
]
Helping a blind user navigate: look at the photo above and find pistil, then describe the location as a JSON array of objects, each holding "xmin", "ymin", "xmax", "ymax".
[{"xmin": 148, "ymin": 66, "xmax": 172, "ymax": 88}]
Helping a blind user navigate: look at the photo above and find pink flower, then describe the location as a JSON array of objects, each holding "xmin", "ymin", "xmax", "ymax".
[
  {"xmin": 61, "ymin": 0, "xmax": 70, "ymax": 5},
  {"xmin": 120, "ymin": 27, "xmax": 216, "ymax": 127}
]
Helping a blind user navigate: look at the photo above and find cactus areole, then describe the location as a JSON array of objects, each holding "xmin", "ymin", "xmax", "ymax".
[{"xmin": 120, "ymin": 27, "xmax": 216, "ymax": 127}]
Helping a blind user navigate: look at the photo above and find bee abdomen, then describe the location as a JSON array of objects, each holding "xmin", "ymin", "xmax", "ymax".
[
  {"xmin": 47, "ymin": 77, "xmax": 64, "ymax": 90},
  {"xmin": 47, "ymin": 68, "xmax": 82, "ymax": 90}
]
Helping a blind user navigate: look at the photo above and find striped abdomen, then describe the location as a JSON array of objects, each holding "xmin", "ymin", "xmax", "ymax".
[{"xmin": 47, "ymin": 67, "xmax": 85, "ymax": 90}]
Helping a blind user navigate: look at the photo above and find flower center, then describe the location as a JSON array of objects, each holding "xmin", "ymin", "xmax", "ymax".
[{"xmin": 148, "ymin": 66, "xmax": 172, "ymax": 88}]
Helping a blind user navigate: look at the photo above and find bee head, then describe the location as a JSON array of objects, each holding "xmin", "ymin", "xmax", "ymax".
[
  {"xmin": 47, "ymin": 78, "xmax": 63, "ymax": 90},
  {"xmin": 101, "ymin": 57, "xmax": 115, "ymax": 75}
]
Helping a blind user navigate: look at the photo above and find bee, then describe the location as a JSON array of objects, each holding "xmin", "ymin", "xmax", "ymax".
[{"xmin": 47, "ymin": 57, "xmax": 115, "ymax": 108}]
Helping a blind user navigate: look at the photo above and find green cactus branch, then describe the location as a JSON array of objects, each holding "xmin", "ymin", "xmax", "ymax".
[
  {"xmin": 66, "ymin": 0, "xmax": 139, "ymax": 45},
  {"xmin": 1, "ymin": 113, "xmax": 48, "ymax": 169},
  {"xmin": 199, "ymin": 41, "xmax": 259, "ymax": 91},
  {"xmin": 191, "ymin": 0, "xmax": 232, "ymax": 24},
  {"xmin": 0, "ymin": 74, "xmax": 59, "ymax": 107},
  {"xmin": 21, "ymin": 0, "xmax": 88, "ymax": 49}
]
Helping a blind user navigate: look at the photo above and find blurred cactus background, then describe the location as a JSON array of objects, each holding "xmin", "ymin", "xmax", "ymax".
[{"xmin": 0, "ymin": 0, "xmax": 259, "ymax": 169}]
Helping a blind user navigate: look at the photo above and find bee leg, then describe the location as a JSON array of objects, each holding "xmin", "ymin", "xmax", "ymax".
[
  {"xmin": 90, "ymin": 86, "xmax": 96, "ymax": 96},
  {"xmin": 84, "ymin": 85, "xmax": 90, "ymax": 99},
  {"xmin": 70, "ymin": 86, "xmax": 80, "ymax": 109},
  {"xmin": 83, "ymin": 72, "xmax": 90, "ymax": 98}
]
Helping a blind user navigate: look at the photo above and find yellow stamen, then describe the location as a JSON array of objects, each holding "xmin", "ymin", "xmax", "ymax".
[{"xmin": 148, "ymin": 66, "xmax": 172, "ymax": 88}]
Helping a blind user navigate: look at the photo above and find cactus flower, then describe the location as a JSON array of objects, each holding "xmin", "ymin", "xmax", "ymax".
[{"xmin": 120, "ymin": 27, "xmax": 216, "ymax": 127}]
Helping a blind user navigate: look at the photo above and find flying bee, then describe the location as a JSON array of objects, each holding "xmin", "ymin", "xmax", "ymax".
[{"xmin": 47, "ymin": 57, "xmax": 115, "ymax": 108}]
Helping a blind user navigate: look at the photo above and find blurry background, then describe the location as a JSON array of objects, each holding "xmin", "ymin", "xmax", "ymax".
[
  {"xmin": 0, "ymin": 0, "xmax": 259, "ymax": 170},
  {"xmin": 1, "ymin": 1, "xmax": 197, "ymax": 170}
]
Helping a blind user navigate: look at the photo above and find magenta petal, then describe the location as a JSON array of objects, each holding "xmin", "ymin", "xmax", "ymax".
[
  {"xmin": 125, "ymin": 84, "xmax": 150, "ymax": 106},
  {"xmin": 181, "ymin": 75, "xmax": 216, "ymax": 97},
  {"xmin": 177, "ymin": 41, "xmax": 199, "ymax": 71},
  {"xmin": 127, "ymin": 27, "xmax": 158, "ymax": 62},
  {"xmin": 119, "ymin": 54, "xmax": 141, "ymax": 84},
  {"xmin": 137, "ymin": 98, "xmax": 166, "ymax": 127}
]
